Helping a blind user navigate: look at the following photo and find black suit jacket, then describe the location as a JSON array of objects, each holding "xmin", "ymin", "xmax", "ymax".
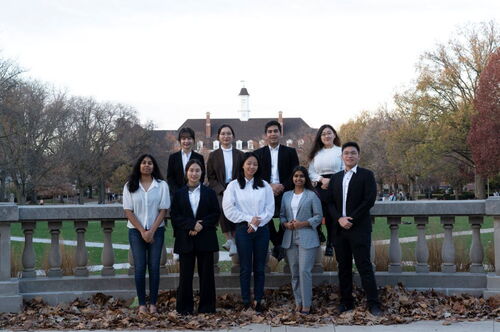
[
  {"xmin": 254, "ymin": 145, "xmax": 299, "ymax": 191},
  {"xmin": 327, "ymin": 166, "xmax": 377, "ymax": 234},
  {"xmin": 167, "ymin": 151, "xmax": 205, "ymax": 196},
  {"xmin": 170, "ymin": 184, "xmax": 220, "ymax": 254}
]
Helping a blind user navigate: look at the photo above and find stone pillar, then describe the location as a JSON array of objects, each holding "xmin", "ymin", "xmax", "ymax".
[
  {"xmin": 387, "ymin": 216, "xmax": 402, "ymax": 273},
  {"xmin": 469, "ymin": 216, "xmax": 484, "ymax": 273},
  {"xmin": 0, "ymin": 222, "xmax": 11, "ymax": 280},
  {"xmin": 440, "ymin": 216, "xmax": 456, "ymax": 273},
  {"xmin": 100, "ymin": 220, "xmax": 115, "ymax": 276},
  {"xmin": 160, "ymin": 243, "xmax": 168, "ymax": 275},
  {"xmin": 414, "ymin": 216, "xmax": 429, "ymax": 273},
  {"xmin": 128, "ymin": 248, "xmax": 135, "ymax": 275},
  {"xmin": 313, "ymin": 246, "xmax": 324, "ymax": 273},
  {"xmin": 21, "ymin": 222, "xmax": 37, "ymax": 278},
  {"xmin": 47, "ymin": 221, "xmax": 63, "ymax": 277},
  {"xmin": 370, "ymin": 217, "xmax": 376, "ymax": 270},
  {"xmin": 230, "ymin": 254, "xmax": 240, "ymax": 274},
  {"xmin": 213, "ymin": 251, "xmax": 220, "ymax": 273},
  {"xmin": 73, "ymin": 220, "xmax": 89, "ymax": 277}
]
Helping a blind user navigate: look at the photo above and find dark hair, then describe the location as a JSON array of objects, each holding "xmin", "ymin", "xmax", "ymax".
[
  {"xmin": 184, "ymin": 159, "xmax": 204, "ymax": 184},
  {"xmin": 308, "ymin": 124, "xmax": 341, "ymax": 161},
  {"xmin": 291, "ymin": 166, "xmax": 314, "ymax": 191},
  {"xmin": 264, "ymin": 120, "xmax": 282, "ymax": 134},
  {"xmin": 342, "ymin": 141, "xmax": 360, "ymax": 153},
  {"xmin": 237, "ymin": 152, "xmax": 264, "ymax": 189},
  {"xmin": 127, "ymin": 154, "xmax": 164, "ymax": 193},
  {"xmin": 217, "ymin": 124, "xmax": 235, "ymax": 139},
  {"xmin": 178, "ymin": 127, "xmax": 195, "ymax": 141}
]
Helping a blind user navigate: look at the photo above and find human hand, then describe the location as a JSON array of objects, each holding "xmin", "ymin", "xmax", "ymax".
[
  {"xmin": 250, "ymin": 216, "xmax": 261, "ymax": 228},
  {"xmin": 338, "ymin": 217, "xmax": 353, "ymax": 229},
  {"xmin": 194, "ymin": 220, "xmax": 203, "ymax": 232},
  {"xmin": 141, "ymin": 230, "xmax": 154, "ymax": 243},
  {"xmin": 320, "ymin": 178, "xmax": 330, "ymax": 190},
  {"xmin": 284, "ymin": 221, "xmax": 294, "ymax": 230},
  {"xmin": 189, "ymin": 230, "xmax": 198, "ymax": 236},
  {"xmin": 247, "ymin": 225, "xmax": 256, "ymax": 233}
]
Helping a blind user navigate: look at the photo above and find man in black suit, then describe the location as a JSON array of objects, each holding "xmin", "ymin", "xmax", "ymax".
[
  {"xmin": 167, "ymin": 127, "xmax": 205, "ymax": 196},
  {"xmin": 254, "ymin": 120, "xmax": 299, "ymax": 261},
  {"xmin": 327, "ymin": 141, "xmax": 382, "ymax": 316}
]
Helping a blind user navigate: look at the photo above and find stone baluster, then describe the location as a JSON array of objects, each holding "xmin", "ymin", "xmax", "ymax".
[
  {"xmin": 231, "ymin": 254, "xmax": 240, "ymax": 274},
  {"xmin": 160, "ymin": 243, "xmax": 168, "ymax": 275},
  {"xmin": 73, "ymin": 220, "xmax": 89, "ymax": 277},
  {"xmin": 213, "ymin": 251, "xmax": 220, "ymax": 273},
  {"xmin": 494, "ymin": 215, "xmax": 500, "ymax": 277},
  {"xmin": 21, "ymin": 222, "xmax": 37, "ymax": 278},
  {"xmin": 387, "ymin": 216, "xmax": 402, "ymax": 273},
  {"xmin": 128, "ymin": 248, "xmax": 135, "ymax": 275},
  {"xmin": 47, "ymin": 221, "xmax": 63, "ymax": 277},
  {"xmin": 469, "ymin": 216, "xmax": 484, "ymax": 273},
  {"xmin": 313, "ymin": 246, "xmax": 324, "ymax": 273},
  {"xmin": 100, "ymin": 220, "xmax": 115, "ymax": 276},
  {"xmin": 440, "ymin": 216, "xmax": 456, "ymax": 273},
  {"xmin": 370, "ymin": 217, "xmax": 376, "ymax": 270},
  {"xmin": 0, "ymin": 222, "xmax": 12, "ymax": 280},
  {"xmin": 414, "ymin": 216, "xmax": 429, "ymax": 273}
]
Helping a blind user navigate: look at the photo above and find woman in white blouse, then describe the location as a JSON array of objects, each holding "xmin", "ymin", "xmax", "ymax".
[
  {"xmin": 123, "ymin": 154, "xmax": 170, "ymax": 314},
  {"xmin": 308, "ymin": 124, "xmax": 343, "ymax": 257},
  {"xmin": 170, "ymin": 159, "xmax": 220, "ymax": 315},
  {"xmin": 222, "ymin": 152, "xmax": 274, "ymax": 312}
]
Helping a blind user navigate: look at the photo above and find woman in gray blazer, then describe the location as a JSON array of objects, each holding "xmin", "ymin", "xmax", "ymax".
[{"xmin": 280, "ymin": 166, "xmax": 323, "ymax": 314}]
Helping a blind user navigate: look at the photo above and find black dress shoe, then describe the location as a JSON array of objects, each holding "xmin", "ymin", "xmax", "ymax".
[
  {"xmin": 324, "ymin": 244, "xmax": 334, "ymax": 257},
  {"xmin": 254, "ymin": 300, "xmax": 266, "ymax": 313},
  {"xmin": 368, "ymin": 305, "xmax": 383, "ymax": 316},
  {"xmin": 272, "ymin": 246, "xmax": 286, "ymax": 261},
  {"xmin": 337, "ymin": 303, "xmax": 354, "ymax": 313},
  {"xmin": 242, "ymin": 302, "xmax": 251, "ymax": 310}
]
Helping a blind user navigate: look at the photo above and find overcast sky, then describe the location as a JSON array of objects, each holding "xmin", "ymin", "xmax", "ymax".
[{"xmin": 0, "ymin": 0, "xmax": 498, "ymax": 130}]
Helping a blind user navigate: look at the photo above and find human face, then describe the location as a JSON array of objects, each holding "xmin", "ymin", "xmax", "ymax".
[
  {"xmin": 293, "ymin": 170, "xmax": 306, "ymax": 188},
  {"xmin": 186, "ymin": 163, "xmax": 202, "ymax": 186},
  {"xmin": 243, "ymin": 156, "xmax": 258, "ymax": 179},
  {"xmin": 265, "ymin": 125, "xmax": 281, "ymax": 147},
  {"xmin": 320, "ymin": 127, "xmax": 335, "ymax": 148},
  {"xmin": 140, "ymin": 157, "xmax": 154, "ymax": 176},
  {"xmin": 180, "ymin": 135, "xmax": 194, "ymax": 152},
  {"xmin": 342, "ymin": 146, "xmax": 360, "ymax": 170},
  {"xmin": 219, "ymin": 127, "xmax": 234, "ymax": 148}
]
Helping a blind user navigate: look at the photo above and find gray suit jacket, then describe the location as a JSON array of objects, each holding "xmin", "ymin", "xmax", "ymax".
[{"xmin": 280, "ymin": 189, "xmax": 323, "ymax": 249}]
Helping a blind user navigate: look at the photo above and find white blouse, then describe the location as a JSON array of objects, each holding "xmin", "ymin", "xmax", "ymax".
[
  {"xmin": 188, "ymin": 185, "xmax": 201, "ymax": 216},
  {"xmin": 291, "ymin": 192, "xmax": 303, "ymax": 220},
  {"xmin": 122, "ymin": 179, "xmax": 170, "ymax": 230},
  {"xmin": 222, "ymin": 178, "xmax": 275, "ymax": 230},
  {"xmin": 308, "ymin": 146, "xmax": 343, "ymax": 182},
  {"xmin": 221, "ymin": 147, "xmax": 233, "ymax": 184}
]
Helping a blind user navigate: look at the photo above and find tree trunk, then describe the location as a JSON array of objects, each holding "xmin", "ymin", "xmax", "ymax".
[
  {"xmin": 0, "ymin": 172, "xmax": 5, "ymax": 202},
  {"xmin": 474, "ymin": 171, "xmax": 486, "ymax": 199},
  {"xmin": 98, "ymin": 180, "xmax": 105, "ymax": 204},
  {"xmin": 88, "ymin": 185, "xmax": 93, "ymax": 199}
]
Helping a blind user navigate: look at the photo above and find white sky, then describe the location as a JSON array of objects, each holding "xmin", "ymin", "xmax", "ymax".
[{"xmin": 0, "ymin": 0, "xmax": 498, "ymax": 130}]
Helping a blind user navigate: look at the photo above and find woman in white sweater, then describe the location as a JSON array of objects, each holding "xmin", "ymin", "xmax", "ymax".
[{"xmin": 308, "ymin": 124, "xmax": 342, "ymax": 256}]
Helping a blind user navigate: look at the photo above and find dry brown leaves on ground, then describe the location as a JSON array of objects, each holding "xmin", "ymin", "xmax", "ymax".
[{"xmin": 0, "ymin": 283, "xmax": 498, "ymax": 330}]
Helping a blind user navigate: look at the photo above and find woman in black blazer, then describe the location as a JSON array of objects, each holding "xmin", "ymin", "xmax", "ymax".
[
  {"xmin": 170, "ymin": 159, "xmax": 220, "ymax": 315},
  {"xmin": 167, "ymin": 127, "xmax": 205, "ymax": 197}
]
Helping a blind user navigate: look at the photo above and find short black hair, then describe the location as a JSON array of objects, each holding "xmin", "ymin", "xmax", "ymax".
[
  {"xmin": 264, "ymin": 120, "xmax": 282, "ymax": 133},
  {"xmin": 184, "ymin": 159, "xmax": 204, "ymax": 184},
  {"xmin": 342, "ymin": 141, "xmax": 360, "ymax": 153},
  {"xmin": 217, "ymin": 124, "xmax": 235, "ymax": 138},
  {"xmin": 237, "ymin": 152, "xmax": 264, "ymax": 189},
  {"xmin": 178, "ymin": 127, "xmax": 195, "ymax": 141}
]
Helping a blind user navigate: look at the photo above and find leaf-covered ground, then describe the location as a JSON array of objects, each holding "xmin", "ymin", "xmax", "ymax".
[{"xmin": 1, "ymin": 284, "xmax": 498, "ymax": 330}]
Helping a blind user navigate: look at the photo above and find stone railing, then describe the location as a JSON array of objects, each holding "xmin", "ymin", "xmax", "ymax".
[{"xmin": 0, "ymin": 197, "xmax": 499, "ymax": 312}]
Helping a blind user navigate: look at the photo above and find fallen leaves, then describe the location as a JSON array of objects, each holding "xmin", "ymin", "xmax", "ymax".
[{"xmin": 0, "ymin": 283, "xmax": 498, "ymax": 330}]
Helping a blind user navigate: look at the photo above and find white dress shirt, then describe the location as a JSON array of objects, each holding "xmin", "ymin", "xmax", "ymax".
[
  {"xmin": 181, "ymin": 150, "xmax": 192, "ymax": 174},
  {"xmin": 188, "ymin": 185, "xmax": 201, "ymax": 217},
  {"xmin": 308, "ymin": 146, "xmax": 343, "ymax": 182},
  {"xmin": 123, "ymin": 179, "xmax": 170, "ymax": 229},
  {"xmin": 342, "ymin": 165, "xmax": 358, "ymax": 217},
  {"xmin": 290, "ymin": 192, "xmax": 303, "ymax": 220},
  {"xmin": 222, "ymin": 178, "xmax": 275, "ymax": 230},
  {"xmin": 221, "ymin": 146, "xmax": 233, "ymax": 184},
  {"xmin": 269, "ymin": 144, "xmax": 280, "ymax": 184}
]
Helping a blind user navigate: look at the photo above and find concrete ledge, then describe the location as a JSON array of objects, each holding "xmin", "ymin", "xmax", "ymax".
[
  {"xmin": 371, "ymin": 200, "xmax": 485, "ymax": 216},
  {"xmin": 0, "ymin": 279, "xmax": 20, "ymax": 295},
  {"xmin": 0, "ymin": 279, "xmax": 22, "ymax": 312},
  {"xmin": 18, "ymin": 204, "xmax": 126, "ymax": 221},
  {"xmin": 485, "ymin": 274, "xmax": 500, "ymax": 298},
  {"xmin": 0, "ymin": 204, "xmax": 18, "ymax": 222}
]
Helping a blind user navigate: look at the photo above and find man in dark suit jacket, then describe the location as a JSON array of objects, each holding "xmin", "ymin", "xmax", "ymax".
[
  {"xmin": 254, "ymin": 120, "xmax": 299, "ymax": 261},
  {"xmin": 167, "ymin": 127, "xmax": 205, "ymax": 197},
  {"xmin": 327, "ymin": 141, "xmax": 382, "ymax": 316}
]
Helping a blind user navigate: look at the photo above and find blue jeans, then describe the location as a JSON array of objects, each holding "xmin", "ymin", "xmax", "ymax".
[
  {"xmin": 129, "ymin": 227, "xmax": 165, "ymax": 305},
  {"xmin": 235, "ymin": 224, "xmax": 270, "ymax": 304}
]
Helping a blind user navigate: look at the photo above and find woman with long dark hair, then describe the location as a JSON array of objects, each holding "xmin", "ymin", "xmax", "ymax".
[
  {"xmin": 222, "ymin": 152, "xmax": 274, "ymax": 312},
  {"xmin": 171, "ymin": 159, "xmax": 220, "ymax": 315},
  {"xmin": 280, "ymin": 166, "xmax": 322, "ymax": 314},
  {"xmin": 206, "ymin": 124, "xmax": 244, "ymax": 256},
  {"xmin": 122, "ymin": 154, "xmax": 170, "ymax": 314},
  {"xmin": 308, "ymin": 124, "xmax": 342, "ymax": 256}
]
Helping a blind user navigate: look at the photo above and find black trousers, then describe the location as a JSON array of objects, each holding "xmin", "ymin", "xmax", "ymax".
[
  {"xmin": 269, "ymin": 194, "xmax": 284, "ymax": 247},
  {"xmin": 176, "ymin": 251, "xmax": 216, "ymax": 314},
  {"xmin": 332, "ymin": 230, "xmax": 380, "ymax": 307}
]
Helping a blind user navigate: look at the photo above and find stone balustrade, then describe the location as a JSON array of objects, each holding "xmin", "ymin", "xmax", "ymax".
[{"xmin": 0, "ymin": 198, "xmax": 499, "ymax": 312}]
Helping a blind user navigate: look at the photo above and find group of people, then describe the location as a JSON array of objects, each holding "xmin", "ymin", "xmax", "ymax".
[{"xmin": 122, "ymin": 120, "xmax": 382, "ymax": 317}]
